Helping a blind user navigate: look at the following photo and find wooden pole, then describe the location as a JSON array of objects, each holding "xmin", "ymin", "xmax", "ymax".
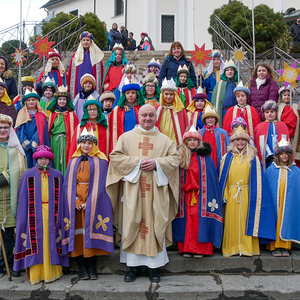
[{"xmin": 0, "ymin": 230, "xmax": 12, "ymax": 281}]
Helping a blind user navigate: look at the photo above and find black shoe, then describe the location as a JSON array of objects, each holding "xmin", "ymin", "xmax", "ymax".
[
  {"xmin": 124, "ymin": 267, "xmax": 139, "ymax": 282},
  {"xmin": 149, "ymin": 268, "xmax": 160, "ymax": 283},
  {"xmin": 86, "ymin": 256, "xmax": 98, "ymax": 280},
  {"xmin": 76, "ymin": 256, "xmax": 89, "ymax": 280}
]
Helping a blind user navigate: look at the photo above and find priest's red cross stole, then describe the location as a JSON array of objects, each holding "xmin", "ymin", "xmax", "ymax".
[
  {"xmin": 138, "ymin": 137, "xmax": 154, "ymax": 156},
  {"xmin": 140, "ymin": 176, "xmax": 151, "ymax": 198},
  {"xmin": 139, "ymin": 219, "xmax": 148, "ymax": 239}
]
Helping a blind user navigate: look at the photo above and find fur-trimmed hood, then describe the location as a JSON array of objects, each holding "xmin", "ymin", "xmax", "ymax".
[
  {"xmin": 0, "ymin": 69, "xmax": 13, "ymax": 80},
  {"xmin": 192, "ymin": 142, "xmax": 212, "ymax": 157}
]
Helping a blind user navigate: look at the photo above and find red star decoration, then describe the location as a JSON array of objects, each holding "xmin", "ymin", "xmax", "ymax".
[
  {"xmin": 32, "ymin": 35, "xmax": 55, "ymax": 59},
  {"xmin": 189, "ymin": 43, "xmax": 211, "ymax": 68}
]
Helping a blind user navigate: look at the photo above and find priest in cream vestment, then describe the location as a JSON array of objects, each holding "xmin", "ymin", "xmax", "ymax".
[{"xmin": 106, "ymin": 104, "xmax": 180, "ymax": 283}]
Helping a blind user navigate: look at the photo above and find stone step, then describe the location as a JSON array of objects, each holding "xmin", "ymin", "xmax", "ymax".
[
  {"xmin": 1, "ymin": 272, "xmax": 300, "ymax": 299},
  {"xmin": 68, "ymin": 248, "xmax": 300, "ymax": 275}
]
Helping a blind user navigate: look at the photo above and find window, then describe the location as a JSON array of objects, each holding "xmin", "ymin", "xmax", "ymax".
[
  {"xmin": 115, "ymin": 0, "xmax": 124, "ymax": 16},
  {"xmin": 161, "ymin": 15, "xmax": 174, "ymax": 43},
  {"xmin": 69, "ymin": 9, "xmax": 78, "ymax": 16}
]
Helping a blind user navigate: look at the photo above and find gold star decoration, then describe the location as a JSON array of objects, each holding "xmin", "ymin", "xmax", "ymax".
[
  {"xmin": 230, "ymin": 47, "xmax": 247, "ymax": 65},
  {"xmin": 277, "ymin": 61, "xmax": 300, "ymax": 88}
]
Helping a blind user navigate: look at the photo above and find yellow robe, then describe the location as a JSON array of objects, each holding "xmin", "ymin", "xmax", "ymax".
[
  {"xmin": 222, "ymin": 155, "xmax": 260, "ymax": 257},
  {"xmin": 27, "ymin": 174, "xmax": 62, "ymax": 284},
  {"xmin": 267, "ymin": 168, "xmax": 292, "ymax": 251}
]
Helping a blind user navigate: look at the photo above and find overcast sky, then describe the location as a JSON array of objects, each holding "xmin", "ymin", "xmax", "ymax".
[{"xmin": 1, "ymin": 0, "xmax": 47, "ymax": 31}]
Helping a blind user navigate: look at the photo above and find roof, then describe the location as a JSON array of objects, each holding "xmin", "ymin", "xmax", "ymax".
[
  {"xmin": 41, "ymin": 0, "xmax": 65, "ymax": 8},
  {"xmin": 284, "ymin": 8, "xmax": 300, "ymax": 22}
]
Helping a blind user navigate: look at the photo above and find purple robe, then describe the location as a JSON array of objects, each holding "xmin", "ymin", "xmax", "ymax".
[
  {"xmin": 13, "ymin": 167, "xmax": 69, "ymax": 271},
  {"xmin": 63, "ymin": 155, "xmax": 114, "ymax": 253}
]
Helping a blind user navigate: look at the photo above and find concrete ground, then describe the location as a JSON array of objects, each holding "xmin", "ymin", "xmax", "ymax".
[{"xmin": 2, "ymin": 249, "xmax": 300, "ymax": 300}]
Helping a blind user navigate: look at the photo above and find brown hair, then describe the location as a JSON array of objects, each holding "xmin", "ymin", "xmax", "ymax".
[
  {"xmin": 251, "ymin": 63, "xmax": 277, "ymax": 82},
  {"xmin": 275, "ymin": 151, "xmax": 294, "ymax": 167},
  {"xmin": 167, "ymin": 41, "xmax": 187, "ymax": 58}
]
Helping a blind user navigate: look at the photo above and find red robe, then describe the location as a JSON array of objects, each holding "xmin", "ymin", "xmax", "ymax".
[
  {"xmin": 49, "ymin": 111, "xmax": 79, "ymax": 167},
  {"xmin": 254, "ymin": 121, "xmax": 290, "ymax": 165},
  {"xmin": 222, "ymin": 105, "xmax": 261, "ymax": 139},
  {"xmin": 103, "ymin": 65, "xmax": 124, "ymax": 91},
  {"xmin": 156, "ymin": 105, "xmax": 188, "ymax": 146},
  {"xmin": 108, "ymin": 105, "xmax": 141, "ymax": 152},
  {"xmin": 177, "ymin": 153, "xmax": 213, "ymax": 255},
  {"xmin": 68, "ymin": 122, "xmax": 109, "ymax": 163},
  {"xmin": 278, "ymin": 104, "xmax": 298, "ymax": 138}
]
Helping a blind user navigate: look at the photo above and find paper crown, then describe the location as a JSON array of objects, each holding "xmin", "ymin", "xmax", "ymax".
[
  {"xmin": 21, "ymin": 76, "xmax": 34, "ymax": 88},
  {"xmin": 230, "ymin": 125, "xmax": 250, "ymax": 142},
  {"xmin": 147, "ymin": 58, "xmax": 160, "ymax": 69},
  {"xmin": 210, "ymin": 50, "xmax": 223, "ymax": 59},
  {"xmin": 278, "ymin": 84, "xmax": 296, "ymax": 98},
  {"xmin": 99, "ymin": 91, "xmax": 116, "ymax": 103},
  {"xmin": 54, "ymin": 85, "xmax": 71, "ymax": 99},
  {"xmin": 231, "ymin": 116, "xmax": 247, "ymax": 130},
  {"xmin": 77, "ymin": 127, "xmax": 98, "ymax": 145},
  {"xmin": 233, "ymin": 81, "xmax": 250, "ymax": 95},
  {"xmin": 42, "ymin": 76, "xmax": 57, "ymax": 89},
  {"xmin": 122, "ymin": 63, "xmax": 137, "ymax": 74},
  {"xmin": 275, "ymin": 137, "xmax": 293, "ymax": 155},
  {"xmin": 183, "ymin": 125, "xmax": 202, "ymax": 142},
  {"xmin": 80, "ymin": 73, "xmax": 96, "ymax": 88},
  {"xmin": 122, "ymin": 76, "xmax": 141, "ymax": 93},
  {"xmin": 261, "ymin": 100, "xmax": 278, "ymax": 112},
  {"xmin": 224, "ymin": 59, "xmax": 236, "ymax": 70},
  {"xmin": 113, "ymin": 43, "xmax": 124, "ymax": 51},
  {"xmin": 0, "ymin": 78, "xmax": 7, "ymax": 89},
  {"xmin": 161, "ymin": 77, "xmax": 177, "ymax": 92},
  {"xmin": 177, "ymin": 64, "xmax": 189, "ymax": 75},
  {"xmin": 201, "ymin": 105, "xmax": 220, "ymax": 123},
  {"xmin": 32, "ymin": 145, "xmax": 54, "ymax": 161},
  {"xmin": 143, "ymin": 72, "xmax": 158, "ymax": 85},
  {"xmin": 192, "ymin": 86, "xmax": 208, "ymax": 100},
  {"xmin": 0, "ymin": 114, "xmax": 13, "ymax": 125},
  {"xmin": 22, "ymin": 88, "xmax": 40, "ymax": 104}
]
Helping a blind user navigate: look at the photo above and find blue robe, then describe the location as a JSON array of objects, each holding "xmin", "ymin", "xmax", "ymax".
[
  {"xmin": 172, "ymin": 154, "xmax": 223, "ymax": 248},
  {"xmin": 265, "ymin": 163, "xmax": 300, "ymax": 243},
  {"xmin": 219, "ymin": 152, "xmax": 276, "ymax": 243},
  {"xmin": 16, "ymin": 113, "xmax": 50, "ymax": 168}
]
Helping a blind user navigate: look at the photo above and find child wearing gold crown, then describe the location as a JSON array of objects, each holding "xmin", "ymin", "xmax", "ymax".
[
  {"xmin": 68, "ymin": 31, "xmax": 104, "ymax": 99},
  {"xmin": 219, "ymin": 125, "xmax": 276, "ymax": 257},
  {"xmin": 200, "ymin": 106, "xmax": 230, "ymax": 168},
  {"xmin": 186, "ymin": 86, "xmax": 212, "ymax": 130},
  {"xmin": 222, "ymin": 81, "xmax": 261, "ymax": 139},
  {"xmin": 63, "ymin": 128, "xmax": 114, "ymax": 280},
  {"xmin": 40, "ymin": 77, "xmax": 57, "ymax": 114},
  {"xmin": 141, "ymin": 73, "xmax": 161, "ymax": 107},
  {"xmin": 15, "ymin": 89, "xmax": 50, "ymax": 168},
  {"xmin": 103, "ymin": 44, "xmax": 128, "ymax": 92},
  {"xmin": 265, "ymin": 138, "xmax": 300, "ymax": 257},
  {"xmin": 47, "ymin": 86, "xmax": 79, "ymax": 175},
  {"xmin": 175, "ymin": 65, "xmax": 196, "ymax": 108},
  {"xmin": 156, "ymin": 78, "xmax": 188, "ymax": 146},
  {"xmin": 173, "ymin": 126, "xmax": 223, "ymax": 258},
  {"xmin": 142, "ymin": 58, "xmax": 161, "ymax": 79}
]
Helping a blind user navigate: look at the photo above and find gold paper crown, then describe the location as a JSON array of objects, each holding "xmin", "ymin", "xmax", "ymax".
[
  {"xmin": 21, "ymin": 76, "xmax": 34, "ymax": 83},
  {"xmin": 202, "ymin": 105, "xmax": 220, "ymax": 123},
  {"xmin": 177, "ymin": 64, "xmax": 189, "ymax": 75},
  {"xmin": 230, "ymin": 125, "xmax": 250, "ymax": 142},
  {"xmin": 113, "ymin": 43, "xmax": 124, "ymax": 51},
  {"xmin": 57, "ymin": 85, "xmax": 68, "ymax": 93},
  {"xmin": 143, "ymin": 72, "xmax": 158, "ymax": 85},
  {"xmin": 196, "ymin": 86, "xmax": 205, "ymax": 94},
  {"xmin": 149, "ymin": 58, "xmax": 160, "ymax": 65}
]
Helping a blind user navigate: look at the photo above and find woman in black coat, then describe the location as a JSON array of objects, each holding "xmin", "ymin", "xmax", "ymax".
[{"xmin": 0, "ymin": 56, "xmax": 17, "ymax": 100}]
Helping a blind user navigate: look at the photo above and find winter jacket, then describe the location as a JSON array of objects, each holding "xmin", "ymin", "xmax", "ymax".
[
  {"xmin": 159, "ymin": 55, "xmax": 197, "ymax": 88},
  {"xmin": 290, "ymin": 22, "xmax": 300, "ymax": 47},
  {"xmin": 0, "ymin": 70, "xmax": 17, "ymax": 100},
  {"xmin": 248, "ymin": 75, "xmax": 279, "ymax": 117},
  {"xmin": 110, "ymin": 28, "xmax": 122, "ymax": 50}
]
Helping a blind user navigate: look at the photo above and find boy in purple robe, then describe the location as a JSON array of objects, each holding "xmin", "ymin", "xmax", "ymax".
[{"xmin": 13, "ymin": 145, "xmax": 69, "ymax": 284}]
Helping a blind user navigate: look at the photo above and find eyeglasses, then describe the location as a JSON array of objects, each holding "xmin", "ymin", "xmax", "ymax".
[
  {"xmin": 139, "ymin": 113, "xmax": 156, "ymax": 118},
  {"xmin": 145, "ymin": 85, "xmax": 156, "ymax": 89},
  {"xmin": 87, "ymin": 109, "xmax": 98, "ymax": 112},
  {"xmin": 0, "ymin": 126, "xmax": 10, "ymax": 131}
]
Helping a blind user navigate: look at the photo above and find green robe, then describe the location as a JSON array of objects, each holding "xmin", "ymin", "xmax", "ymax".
[{"xmin": 0, "ymin": 144, "xmax": 27, "ymax": 227}]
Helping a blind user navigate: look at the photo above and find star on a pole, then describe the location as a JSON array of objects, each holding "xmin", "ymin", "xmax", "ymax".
[
  {"xmin": 230, "ymin": 47, "xmax": 247, "ymax": 65},
  {"xmin": 189, "ymin": 43, "xmax": 211, "ymax": 68},
  {"xmin": 32, "ymin": 35, "xmax": 55, "ymax": 59},
  {"xmin": 12, "ymin": 48, "xmax": 26, "ymax": 67},
  {"xmin": 277, "ymin": 61, "xmax": 300, "ymax": 88}
]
